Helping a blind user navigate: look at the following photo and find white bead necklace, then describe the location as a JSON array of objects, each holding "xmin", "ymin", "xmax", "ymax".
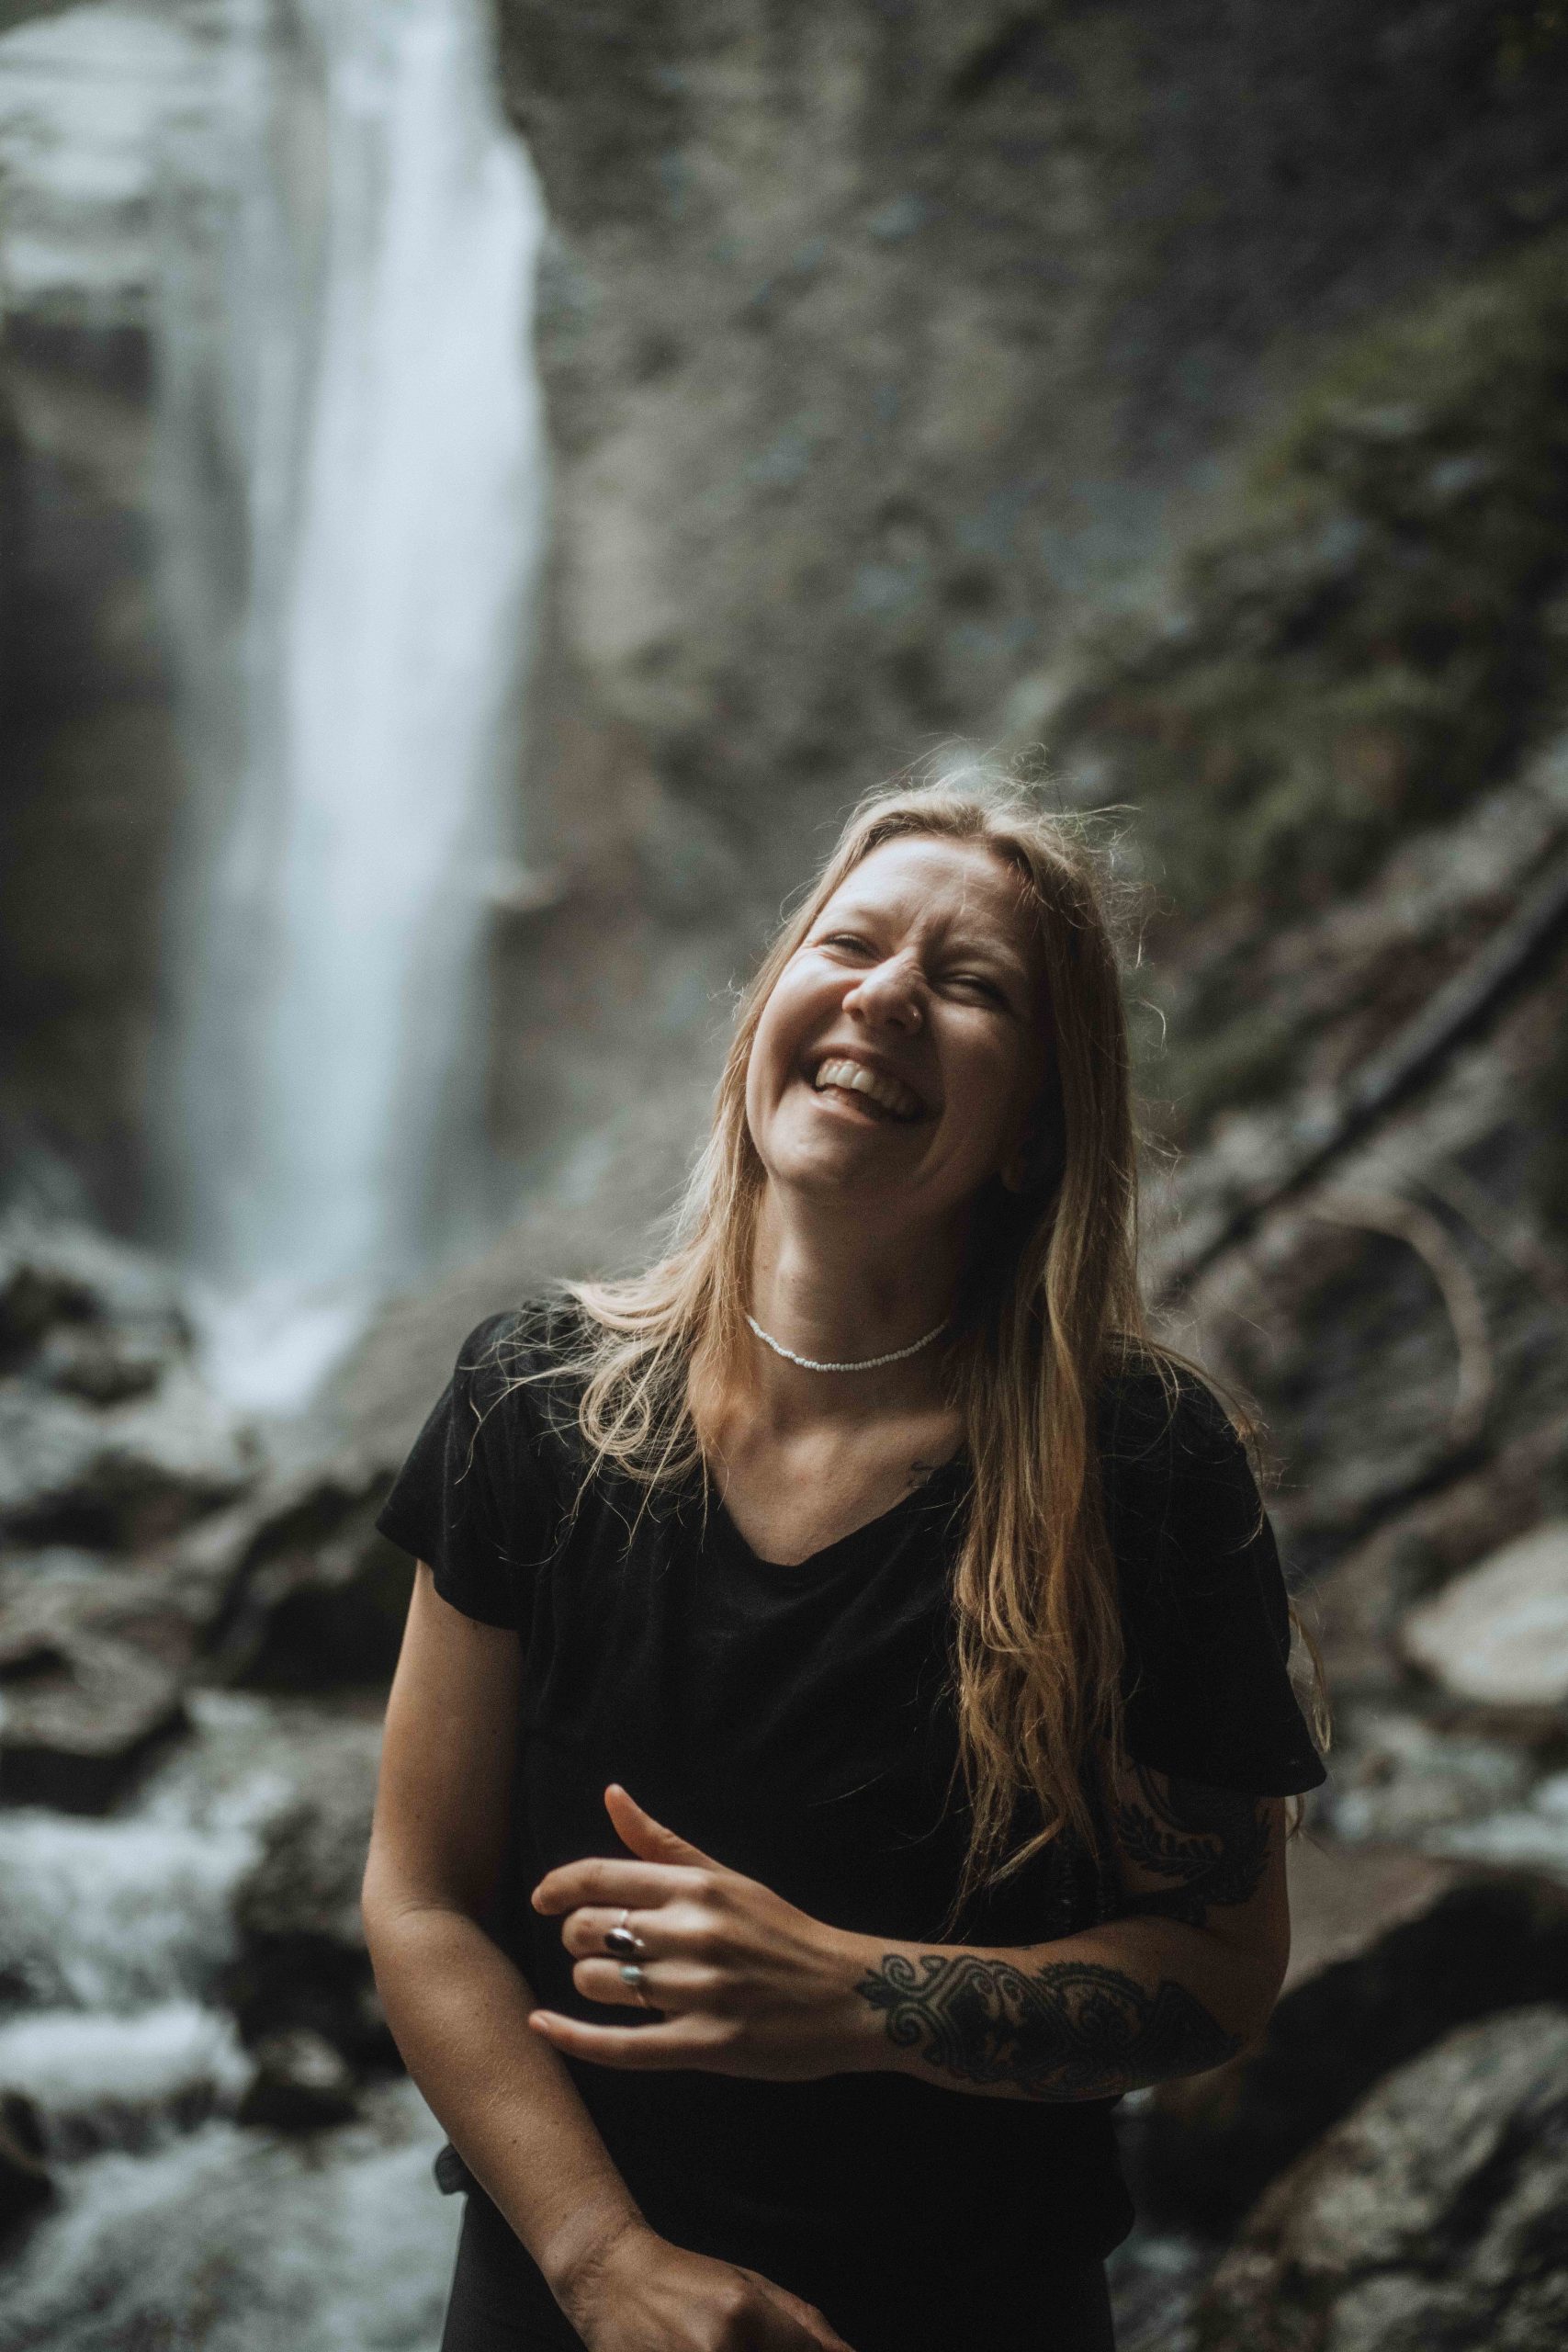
[{"xmin": 743, "ymin": 1310, "xmax": 949, "ymax": 1373}]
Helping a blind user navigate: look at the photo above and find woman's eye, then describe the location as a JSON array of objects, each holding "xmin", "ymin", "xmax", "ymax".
[
  {"xmin": 950, "ymin": 973, "xmax": 1004, "ymax": 1002},
  {"xmin": 821, "ymin": 933, "xmax": 872, "ymax": 953}
]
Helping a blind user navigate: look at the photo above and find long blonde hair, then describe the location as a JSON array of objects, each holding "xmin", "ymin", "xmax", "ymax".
[{"xmin": 502, "ymin": 760, "xmax": 1321, "ymax": 1921}]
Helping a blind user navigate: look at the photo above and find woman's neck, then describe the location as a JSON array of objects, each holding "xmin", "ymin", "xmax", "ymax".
[{"xmin": 733, "ymin": 1186, "xmax": 967, "ymax": 1430}]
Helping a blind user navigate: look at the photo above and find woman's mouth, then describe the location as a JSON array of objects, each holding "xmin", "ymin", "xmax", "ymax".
[{"xmin": 807, "ymin": 1057, "xmax": 926, "ymax": 1123}]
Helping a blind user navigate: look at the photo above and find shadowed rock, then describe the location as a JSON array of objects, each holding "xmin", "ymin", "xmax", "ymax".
[
  {"xmin": 0, "ymin": 1215, "xmax": 254, "ymax": 1549},
  {"xmin": 1132, "ymin": 1855, "xmax": 1568, "ymax": 2233},
  {"xmin": 181, "ymin": 1453, "xmax": 408, "ymax": 1690},
  {"xmin": 222, "ymin": 1723, "xmax": 394, "ymax": 2068},
  {"xmin": 1400, "ymin": 1520, "xmax": 1568, "ymax": 1708},
  {"xmin": 237, "ymin": 2029, "xmax": 362, "ymax": 2132},
  {"xmin": 0, "ymin": 1554, "xmax": 190, "ymax": 1811},
  {"xmin": 1193, "ymin": 2005, "xmax": 1568, "ymax": 2352},
  {"xmin": 0, "ymin": 2089, "xmax": 53, "ymax": 2249}
]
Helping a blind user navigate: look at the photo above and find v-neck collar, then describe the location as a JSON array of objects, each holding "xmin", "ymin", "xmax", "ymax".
[{"xmin": 699, "ymin": 1449, "xmax": 970, "ymax": 1577}]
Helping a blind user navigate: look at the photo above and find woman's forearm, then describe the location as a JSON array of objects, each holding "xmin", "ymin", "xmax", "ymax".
[
  {"xmin": 363, "ymin": 1898, "xmax": 643, "ymax": 2293},
  {"xmin": 841, "ymin": 1914, "xmax": 1275, "ymax": 2101}
]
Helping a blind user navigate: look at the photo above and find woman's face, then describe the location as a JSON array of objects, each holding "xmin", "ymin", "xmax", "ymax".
[{"xmin": 745, "ymin": 834, "xmax": 1052, "ymax": 1233}]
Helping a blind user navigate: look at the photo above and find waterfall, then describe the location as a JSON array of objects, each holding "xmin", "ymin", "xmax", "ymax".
[
  {"xmin": 0, "ymin": 15, "xmax": 542, "ymax": 2311},
  {"xmin": 152, "ymin": 0, "xmax": 547, "ymax": 1410}
]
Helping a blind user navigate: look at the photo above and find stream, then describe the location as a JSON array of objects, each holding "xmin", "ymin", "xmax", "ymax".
[{"xmin": 0, "ymin": 1689, "xmax": 454, "ymax": 2350}]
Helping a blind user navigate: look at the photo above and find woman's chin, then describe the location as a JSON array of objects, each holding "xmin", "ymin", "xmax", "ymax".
[{"xmin": 762, "ymin": 1136, "xmax": 911, "ymax": 1200}]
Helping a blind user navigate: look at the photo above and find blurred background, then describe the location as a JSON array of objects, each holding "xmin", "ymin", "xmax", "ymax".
[{"xmin": 3, "ymin": 1, "xmax": 1568, "ymax": 2345}]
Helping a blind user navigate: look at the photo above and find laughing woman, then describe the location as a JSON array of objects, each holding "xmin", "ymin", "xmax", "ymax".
[{"xmin": 361, "ymin": 768, "xmax": 1327, "ymax": 2352}]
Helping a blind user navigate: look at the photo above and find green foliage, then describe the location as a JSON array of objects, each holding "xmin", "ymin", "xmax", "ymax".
[{"xmin": 1056, "ymin": 232, "xmax": 1568, "ymax": 929}]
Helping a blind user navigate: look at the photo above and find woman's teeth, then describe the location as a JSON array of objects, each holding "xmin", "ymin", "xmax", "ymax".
[{"xmin": 811, "ymin": 1057, "xmax": 922, "ymax": 1120}]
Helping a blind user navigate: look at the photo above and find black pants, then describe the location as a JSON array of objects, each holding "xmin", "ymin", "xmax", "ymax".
[{"xmin": 439, "ymin": 2188, "xmax": 1117, "ymax": 2352}]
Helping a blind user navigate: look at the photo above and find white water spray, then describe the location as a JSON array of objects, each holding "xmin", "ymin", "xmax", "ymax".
[{"xmin": 152, "ymin": 0, "xmax": 547, "ymax": 1408}]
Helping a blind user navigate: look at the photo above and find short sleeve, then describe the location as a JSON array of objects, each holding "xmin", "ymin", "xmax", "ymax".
[
  {"xmin": 1100, "ymin": 1367, "xmax": 1326, "ymax": 1796},
  {"xmin": 373, "ymin": 1307, "xmax": 564, "ymax": 1629}
]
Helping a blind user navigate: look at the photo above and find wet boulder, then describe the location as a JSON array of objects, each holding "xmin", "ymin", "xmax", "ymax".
[
  {"xmin": 237, "ymin": 2029, "xmax": 362, "ymax": 2132},
  {"xmin": 1319, "ymin": 1701, "xmax": 1541, "ymax": 1847},
  {"xmin": 0, "ymin": 1214, "xmax": 254, "ymax": 1550},
  {"xmin": 0, "ymin": 1367, "xmax": 254, "ymax": 1553},
  {"xmin": 0, "ymin": 1553, "xmax": 190, "ymax": 1811},
  {"xmin": 1130, "ymin": 1850, "xmax": 1568, "ymax": 2233},
  {"xmin": 1400, "ymin": 1521, "xmax": 1568, "ymax": 1710},
  {"xmin": 186, "ymin": 1452, "xmax": 406, "ymax": 1690},
  {"xmin": 0, "ymin": 1213, "xmax": 184, "ymax": 1373},
  {"xmin": 1194, "ymin": 2005, "xmax": 1568, "ymax": 2351},
  {"xmin": 0, "ymin": 2089, "xmax": 54, "ymax": 2249},
  {"xmin": 222, "ymin": 1721, "xmax": 393, "ymax": 2067}
]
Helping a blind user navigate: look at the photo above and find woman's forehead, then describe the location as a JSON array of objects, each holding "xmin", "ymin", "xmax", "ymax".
[{"xmin": 823, "ymin": 835, "xmax": 1037, "ymax": 944}]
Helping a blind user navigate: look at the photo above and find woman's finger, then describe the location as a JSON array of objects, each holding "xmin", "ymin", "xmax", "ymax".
[
  {"xmin": 739, "ymin": 2269, "xmax": 858, "ymax": 2352},
  {"xmin": 558, "ymin": 1905, "xmax": 663, "ymax": 1960},
  {"xmin": 532, "ymin": 1856, "xmax": 705, "ymax": 1916},
  {"xmin": 602, "ymin": 1783, "xmax": 726, "ymax": 1871},
  {"xmin": 527, "ymin": 2009, "xmax": 727, "ymax": 2068},
  {"xmin": 570, "ymin": 1955, "xmax": 719, "ymax": 2011}
]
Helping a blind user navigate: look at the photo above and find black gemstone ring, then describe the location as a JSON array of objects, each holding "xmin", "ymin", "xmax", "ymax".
[{"xmin": 604, "ymin": 1922, "xmax": 646, "ymax": 1960}]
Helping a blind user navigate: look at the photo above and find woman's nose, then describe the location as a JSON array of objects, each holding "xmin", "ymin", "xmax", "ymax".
[{"xmin": 844, "ymin": 956, "xmax": 925, "ymax": 1029}]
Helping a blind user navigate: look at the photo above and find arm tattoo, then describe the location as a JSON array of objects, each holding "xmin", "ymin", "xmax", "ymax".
[
  {"xmin": 856, "ymin": 1951, "xmax": 1242, "ymax": 2099},
  {"xmin": 1110, "ymin": 1767, "xmax": 1271, "ymax": 1926}
]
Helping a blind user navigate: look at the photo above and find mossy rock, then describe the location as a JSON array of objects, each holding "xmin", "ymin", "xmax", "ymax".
[{"xmin": 1056, "ymin": 230, "xmax": 1568, "ymax": 931}]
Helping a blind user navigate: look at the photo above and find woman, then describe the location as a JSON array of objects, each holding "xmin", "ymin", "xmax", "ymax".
[{"xmin": 362, "ymin": 767, "xmax": 1327, "ymax": 2352}]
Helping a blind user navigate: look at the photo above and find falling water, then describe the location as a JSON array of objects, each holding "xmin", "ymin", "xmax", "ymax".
[
  {"xmin": 152, "ymin": 0, "xmax": 547, "ymax": 1409},
  {"xmin": 0, "ymin": 8, "xmax": 540, "ymax": 2324}
]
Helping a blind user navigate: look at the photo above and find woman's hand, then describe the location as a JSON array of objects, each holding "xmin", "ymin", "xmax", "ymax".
[
  {"xmin": 528, "ymin": 1786, "xmax": 868, "ymax": 2080},
  {"xmin": 558, "ymin": 2216, "xmax": 856, "ymax": 2352}
]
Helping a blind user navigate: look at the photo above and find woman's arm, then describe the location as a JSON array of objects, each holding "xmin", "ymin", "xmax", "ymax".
[
  {"xmin": 532, "ymin": 1769, "xmax": 1289, "ymax": 2104},
  {"xmin": 848, "ymin": 1767, "xmax": 1289, "ymax": 2101},
  {"xmin": 362, "ymin": 1568, "xmax": 855, "ymax": 2351},
  {"xmin": 360, "ymin": 1565, "xmax": 645, "ymax": 2287}
]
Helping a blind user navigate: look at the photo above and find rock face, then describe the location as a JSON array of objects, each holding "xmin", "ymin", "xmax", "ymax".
[
  {"xmin": 179, "ymin": 1455, "xmax": 407, "ymax": 1692},
  {"xmin": 10, "ymin": 0, "xmax": 1568, "ymax": 1256},
  {"xmin": 0, "ymin": 1211, "xmax": 259, "ymax": 1806},
  {"xmin": 0, "ymin": 1552, "xmax": 190, "ymax": 1812},
  {"xmin": 472, "ymin": 0, "xmax": 1568, "ymax": 1224},
  {"xmin": 1400, "ymin": 1521, "xmax": 1568, "ymax": 1709},
  {"xmin": 0, "ymin": 1212, "xmax": 252, "ymax": 1551},
  {"xmin": 0, "ymin": 1202, "xmax": 430, "ymax": 1809},
  {"xmin": 501, "ymin": 0, "xmax": 1568, "ymax": 844},
  {"xmin": 1133, "ymin": 1866, "xmax": 1568, "ymax": 2235},
  {"xmin": 1194, "ymin": 2005, "xmax": 1568, "ymax": 2352},
  {"xmin": 1053, "ymin": 232, "xmax": 1568, "ymax": 975},
  {"xmin": 0, "ymin": 3, "xmax": 199, "ymax": 1220},
  {"xmin": 222, "ymin": 1720, "xmax": 392, "ymax": 2067},
  {"xmin": 236, "ymin": 2029, "xmax": 361, "ymax": 2133},
  {"xmin": 0, "ymin": 2090, "xmax": 53, "ymax": 2249}
]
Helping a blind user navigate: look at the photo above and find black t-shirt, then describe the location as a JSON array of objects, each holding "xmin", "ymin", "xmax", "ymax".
[{"xmin": 375, "ymin": 1296, "xmax": 1325, "ymax": 2351}]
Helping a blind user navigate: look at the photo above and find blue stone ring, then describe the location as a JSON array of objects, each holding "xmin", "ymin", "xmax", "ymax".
[{"xmin": 617, "ymin": 1959, "xmax": 654, "ymax": 2008}]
